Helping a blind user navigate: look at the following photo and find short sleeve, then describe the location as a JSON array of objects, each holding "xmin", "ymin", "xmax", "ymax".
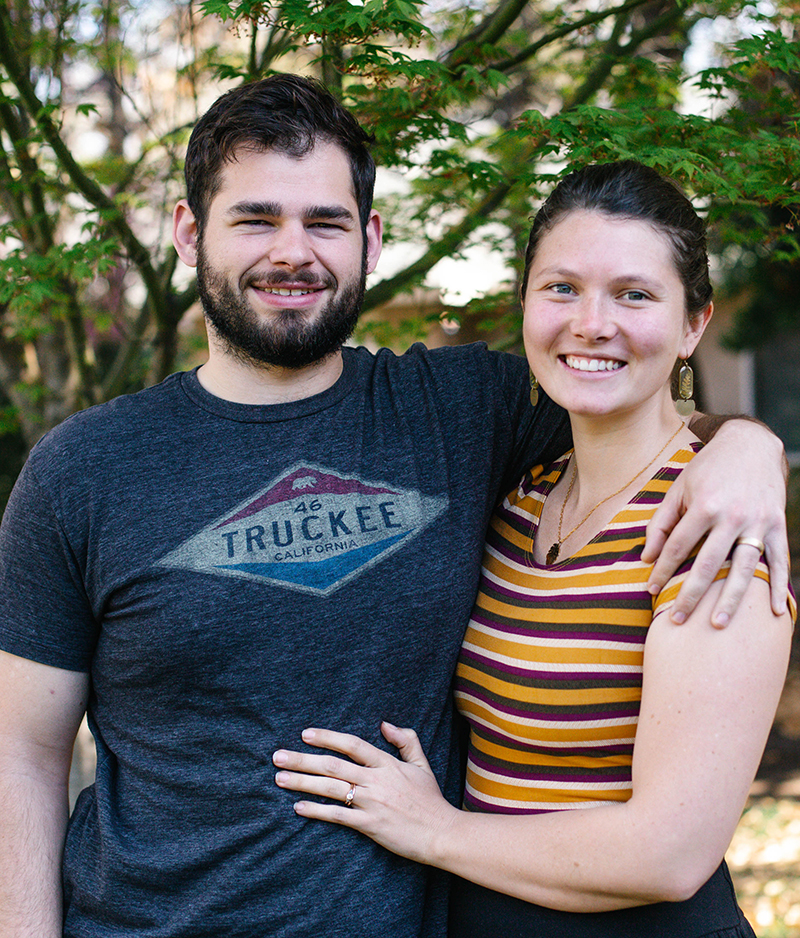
[
  {"xmin": 0, "ymin": 459, "xmax": 96, "ymax": 671},
  {"xmin": 653, "ymin": 557, "xmax": 797, "ymax": 625},
  {"xmin": 483, "ymin": 348, "xmax": 571, "ymax": 496}
]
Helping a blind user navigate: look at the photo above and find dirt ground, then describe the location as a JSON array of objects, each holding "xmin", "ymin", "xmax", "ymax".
[{"xmin": 728, "ymin": 633, "xmax": 800, "ymax": 936}]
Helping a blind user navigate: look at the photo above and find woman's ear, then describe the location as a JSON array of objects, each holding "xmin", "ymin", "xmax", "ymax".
[{"xmin": 680, "ymin": 302, "xmax": 713, "ymax": 359}]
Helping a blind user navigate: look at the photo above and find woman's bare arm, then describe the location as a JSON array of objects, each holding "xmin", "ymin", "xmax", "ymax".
[{"xmin": 274, "ymin": 576, "xmax": 791, "ymax": 910}]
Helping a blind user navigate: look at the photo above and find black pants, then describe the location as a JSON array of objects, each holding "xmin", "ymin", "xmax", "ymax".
[{"xmin": 448, "ymin": 862, "xmax": 756, "ymax": 938}]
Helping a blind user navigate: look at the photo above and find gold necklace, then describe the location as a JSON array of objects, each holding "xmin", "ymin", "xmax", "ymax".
[{"xmin": 544, "ymin": 422, "xmax": 685, "ymax": 566}]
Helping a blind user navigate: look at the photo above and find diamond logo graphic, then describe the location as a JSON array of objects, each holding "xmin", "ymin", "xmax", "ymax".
[{"xmin": 158, "ymin": 464, "xmax": 447, "ymax": 596}]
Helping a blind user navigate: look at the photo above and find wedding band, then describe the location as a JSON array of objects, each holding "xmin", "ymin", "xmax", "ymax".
[
  {"xmin": 344, "ymin": 783, "xmax": 357, "ymax": 808},
  {"xmin": 735, "ymin": 536, "xmax": 765, "ymax": 555}
]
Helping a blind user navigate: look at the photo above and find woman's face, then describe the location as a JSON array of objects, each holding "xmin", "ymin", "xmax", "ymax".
[{"xmin": 522, "ymin": 209, "xmax": 710, "ymax": 423}]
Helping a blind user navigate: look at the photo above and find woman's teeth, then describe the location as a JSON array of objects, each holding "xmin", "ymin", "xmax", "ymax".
[{"xmin": 565, "ymin": 356, "xmax": 623, "ymax": 372}]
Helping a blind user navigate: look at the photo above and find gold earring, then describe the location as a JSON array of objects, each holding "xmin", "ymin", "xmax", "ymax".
[
  {"xmin": 675, "ymin": 360, "xmax": 695, "ymax": 416},
  {"xmin": 529, "ymin": 369, "xmax": 539, "ymax": 407}
]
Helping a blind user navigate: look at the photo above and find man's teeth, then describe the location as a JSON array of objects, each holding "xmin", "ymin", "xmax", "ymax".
[
  {"xmin": 565, "ymin": 356, "xmax": 623, "ymax": 372},
  {"xmin": 264, "ymin": 288, "xmax": 313, "ymax": 296}
]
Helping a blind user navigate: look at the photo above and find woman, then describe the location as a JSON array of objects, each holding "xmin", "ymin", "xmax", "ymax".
[{"xmin": 273, "ymin": 161, "xmax": 795, "ymax": 935}]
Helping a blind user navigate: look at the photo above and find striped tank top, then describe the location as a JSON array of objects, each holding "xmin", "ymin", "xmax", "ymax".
[{"xmin": 454, "ymin": 444, "xmax": 772, "ymax": 815}]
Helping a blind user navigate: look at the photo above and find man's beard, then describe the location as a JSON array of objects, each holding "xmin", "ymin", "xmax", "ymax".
[{"xmin": 195, "ymin": 241, "xmax": 366, "ymax": 369}]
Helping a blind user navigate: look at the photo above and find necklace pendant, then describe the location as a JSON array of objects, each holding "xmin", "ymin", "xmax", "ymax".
[{"xmin": 545, "ymin": 542, "xmax": 561, "ymax": 566}]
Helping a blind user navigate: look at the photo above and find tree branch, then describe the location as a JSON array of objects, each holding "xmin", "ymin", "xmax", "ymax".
[
  {"xmin": 0, "ymin": 99, "xmax": 51, "ymax": 250},
  {"xmin": 0, "ymin": 0, "xmax": 171, "ymax": 335},
  {"xmin": 100, "ymin": 244, "xmax": 196, "ymax": 399},
  {"xmin": 0, "ymin": 96, "xmax": 96, "ymax": 406},
  {"xmin": 364, "ymin": 1, "xmax": 683, "ymax": 313},
  {"xmin": 490, "ymin": 0, "xmax": 654, "ymax": 74},
  {"xmin": 363, "ymin": 182, "xmax": 512, "ymax": 311},
  {"xmin": 100, "ymin": 300, "xmax": 153, "ymax": 401},
  {"xmin": 0, "ymin": 136, "xmax": 34, "ymax": 244},
  {"xmin": 0, "ymin": 327, "xmax": 41, "ymax": 447},
  {"xmin": 258, "ymin": 27, "xmax": 299, "ymax": 75},
  {"xmin": 619, "ymin": 2, "xmax": 688, "ymax": 59},
  {"xmin": 444, "ymin": 0, "xmax": 531, "ymax": 69}
]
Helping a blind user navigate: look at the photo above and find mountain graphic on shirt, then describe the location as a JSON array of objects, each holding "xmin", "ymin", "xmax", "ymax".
[{"xmin": 157, "ymin": 464, "xmax": 447, "ymax": 596}]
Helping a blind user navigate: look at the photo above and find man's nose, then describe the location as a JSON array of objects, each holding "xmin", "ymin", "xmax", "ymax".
[{"xmin": 268, "ymin": 222, "xmax": 315, "ymax": 270}]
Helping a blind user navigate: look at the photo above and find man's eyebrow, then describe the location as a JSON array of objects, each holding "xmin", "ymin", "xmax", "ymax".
[
  {"xmin": 224, "ymin": 201, "xmax": 355, "ymax": 223},
  {"xmin": 226, "ymin": 200, "xmax": 282, "ymax": 218},
  {"xmin": 304, "ymin": 205, "xmax": 356, "ymax": 222}
]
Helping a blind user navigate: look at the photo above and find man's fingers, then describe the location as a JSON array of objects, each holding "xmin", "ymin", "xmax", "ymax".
[
  {"xmin": 656, "ymin": 529, "xmax": 733, "ymax": 623},
  {"xmin": 764, "ymin": 529, "xmax": 790, "ymax": 616},
  {"xmin": 718, "ymin": 527, "xmax": 790, "ymax": 625},
  {"xmin": 651, "ymin": 530, "xmax": 789, "ymax": 627},
  {"xmin": 705, "ymin": 541, "xmax": 764, "ymax": 628},
  {"xmin": 645, "ymin": 509, "xmax": 715, "ymax": 604},
  {"xmin": 642, "ymin": 418, "xmax": 788, "ymax": 625},
  {"xmin": 641, "ymin": 485, "xmax": 681, "ymax": 565}
]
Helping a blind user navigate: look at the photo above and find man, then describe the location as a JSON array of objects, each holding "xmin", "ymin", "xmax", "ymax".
[{"xmin": 0, "ymin": 74, "xmax": 788, "ymax": 938}]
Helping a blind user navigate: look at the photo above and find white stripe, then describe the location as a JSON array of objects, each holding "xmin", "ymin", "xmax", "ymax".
[
  {"xmin": 462, "ymin": 627, "xmax": 645, "ymax": 655},
  {"xmin": 463, "ymin": 782, "xmax": 617, "ymax": 812},
  {"xmin": 480, "ymin": 550, "xmax": 650, "ymax": 586}
]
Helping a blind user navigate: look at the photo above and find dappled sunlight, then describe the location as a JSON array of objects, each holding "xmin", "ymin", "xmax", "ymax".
[{"xmin": 729, "ymin": 798, "xmax": 800, "ymax": 936}]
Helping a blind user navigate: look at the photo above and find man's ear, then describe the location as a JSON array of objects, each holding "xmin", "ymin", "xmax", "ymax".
[
  {"xmin": 364, "ymin": 210, "xmax": 383, "ymax": 276},
  {"xmin": 173, "ymin": 200, "xmax": 199, "ymax": 268}
]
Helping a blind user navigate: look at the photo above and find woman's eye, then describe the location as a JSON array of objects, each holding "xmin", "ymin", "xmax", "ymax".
[
  {"xmin": 623, "ymin": 290, "xmax": 648, "ymax": 301},
  {"xmin": 551, "ymin": 283, "xmax": 573, "ymax": 295}
]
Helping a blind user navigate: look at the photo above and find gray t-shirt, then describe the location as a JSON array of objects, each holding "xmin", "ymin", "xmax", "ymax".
[{"xmin": 0, "ymin": 342, "xmax": 569, "ymax": 938}]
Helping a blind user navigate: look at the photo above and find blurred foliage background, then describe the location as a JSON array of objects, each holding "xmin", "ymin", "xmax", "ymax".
[{"xmin": 0, "ymin": 0, "xmax": 797, "ymax": 481}]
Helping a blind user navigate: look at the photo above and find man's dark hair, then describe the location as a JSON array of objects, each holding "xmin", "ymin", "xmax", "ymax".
[
  {"xmin": 521, "ymin": 160, "xmax": 713, "ymax": 320},
  {"xmin": 185, "ymin": 73, "xmax": 376, "ymax": 236}
]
